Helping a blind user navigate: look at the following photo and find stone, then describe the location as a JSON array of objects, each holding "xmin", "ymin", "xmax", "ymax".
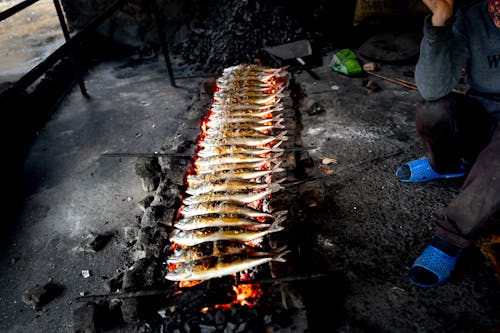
[
  {"xmin": 22, "ymin": 282, "xmax": 63, "ymax": 309},
  {"xmin": 72, "ymin": 302, "xmax": 97, "ymax": 333}
]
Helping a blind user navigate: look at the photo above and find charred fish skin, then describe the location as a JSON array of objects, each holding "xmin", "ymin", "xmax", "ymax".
[{"xmin": 166, "ymin": 247, "xmax": 290, "ymax": 281}]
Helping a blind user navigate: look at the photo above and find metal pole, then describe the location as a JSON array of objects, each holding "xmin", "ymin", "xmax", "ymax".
[
  {"xmin": 150, "ymin": 0, "xmax": 176, "ymax": 88},
  {"xmin": 52, "ymin": 0, "xmax": 89, "ymax": 97}
]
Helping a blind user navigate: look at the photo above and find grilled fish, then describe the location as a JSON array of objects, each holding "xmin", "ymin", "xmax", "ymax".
[
  {"xmin": 185, "ymin": 178, "xmax": 285, "ymax": 196},
  {"xmin": 166, "ymin": 241, "xmax": 277, "ymax": 263},
  {"xmin": 178, "ymin": 201, "xmax": 286, "ymax": 219},
  {"xmin": 196, "ymin": 142, "xmax": 283, "ymax": 158},
  {"xmin": 186, "ymin": 164, "xmax": 285, "ymax": 185},
  {"xmin": 169, "ymin": 221, "xmax": 285, "ymax": 247},
  {"xmin": 173, "ymin": 214, "xmax": 281, "ymax": 231},
  {"xmin": 198, "ymin": 132, "xmax": 287, "ymax": 148},
  {"xmin": 166, "ymin": 246, "xmax": 290, "ymax": 281},
  {"xmin": 182, "ymin": 189, "xmax": 272, "ymax": 206}
]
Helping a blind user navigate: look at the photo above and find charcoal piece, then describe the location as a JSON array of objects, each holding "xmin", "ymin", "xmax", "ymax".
[
  {"xmin": 72, "ymin": 302, "xmax": 97, "ymax": 333},
  {"xmin": 22, "ymin": 282, "xmax": 63, "ymax": 309},
  {"xmin": 135, "ymin": 156, "xmax": 162, "ymax": 192},
  {"xmin": 137, "ymin": 194, "xmax": 155, "ymax": 212},
  {"xmin": 79, "ymin": 232, "xmax": 114, "ymax": 252}
]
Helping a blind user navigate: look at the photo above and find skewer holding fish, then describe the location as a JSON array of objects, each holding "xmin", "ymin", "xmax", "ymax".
[{"xmin": 166, "ymin": 246, "xmax": 290, "ymax": 281}]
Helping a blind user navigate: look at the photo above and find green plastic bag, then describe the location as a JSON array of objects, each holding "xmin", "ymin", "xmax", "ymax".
[{"xmin": 329, "ymin": 49, "xmax": 362, "ymax": 76}]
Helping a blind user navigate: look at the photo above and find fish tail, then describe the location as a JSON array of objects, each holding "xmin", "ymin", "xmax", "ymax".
[
  {"xmin": 271, "ymin": 246, "xmax": 291, "ymax": 263},
  {"xmin": 269, "ymin": 182, "xmax": 285, "ymax": 193}
]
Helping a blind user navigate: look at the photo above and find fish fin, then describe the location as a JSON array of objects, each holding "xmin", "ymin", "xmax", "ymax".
[
  {"xmin": 272, "ymin": 247, "xmax": 291, "ymax": 262},
  {"xmin": 270, "ymin": 140, "xmax": 284, "ymax": 151}
]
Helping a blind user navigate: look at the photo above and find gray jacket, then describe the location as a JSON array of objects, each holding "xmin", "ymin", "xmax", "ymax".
[{"xmin": 415, "ymin": 0, "xmax": 500, "ymax": 119}]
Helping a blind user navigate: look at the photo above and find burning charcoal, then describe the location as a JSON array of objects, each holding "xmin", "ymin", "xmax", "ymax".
[
  {"xmin": 22, "ymin": 281, "xmax": 63, "ymax": 309},
  {"xmin": 135, "ymin": 156, "xmax": 162, "ymax": 192}
]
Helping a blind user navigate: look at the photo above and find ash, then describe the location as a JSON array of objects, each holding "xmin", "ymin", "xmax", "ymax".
[{"xmin": 172, "ymin": 0, "xmax": 312, "ymax": 72}]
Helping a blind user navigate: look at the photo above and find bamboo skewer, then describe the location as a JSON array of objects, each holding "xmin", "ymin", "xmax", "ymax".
[{"xmin": 365, "ymin": 71, "xmax": 464, "ymax": 94}]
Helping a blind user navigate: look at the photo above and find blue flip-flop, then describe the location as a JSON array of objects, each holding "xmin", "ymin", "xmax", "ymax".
[
  {"xmin": 409, "ymin": 244, "xmax": 461, "ymax": 288},
  {"xmin": 396, "ymin": 158, "xmax": 465, "ymax": 183}
]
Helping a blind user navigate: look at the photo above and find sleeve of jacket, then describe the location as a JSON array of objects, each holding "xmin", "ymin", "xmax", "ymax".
[{"xmin": 415, "ymin": 14, "xmax": 470, "ymax": 101}]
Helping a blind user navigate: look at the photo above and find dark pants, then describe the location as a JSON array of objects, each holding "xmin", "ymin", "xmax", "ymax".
[{"xmin": 416, "ymin": 93, "xmax": 500, "ymax": 248}]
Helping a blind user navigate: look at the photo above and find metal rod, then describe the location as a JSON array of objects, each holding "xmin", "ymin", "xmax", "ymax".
[
  {"xmin": 52, "ymin": 0, "xmax": 88, "ymax": 97},
  {"xmin": 0, "ymin": 0, "xmax": 39, "ymax": 22},
  {"xmin": 100, "ymin": 147, "xmax": 317, "ymax": 158},
  {"xmin": 150, "ymin": 0, "xmax": 176, "ymax": 87}
]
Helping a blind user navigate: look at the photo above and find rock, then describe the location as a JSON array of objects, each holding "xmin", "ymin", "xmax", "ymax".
[
  {"xmin": 135, "ymin": 157, "xmax": 162, "ymax": 192},
  {"xmin": 137, "ymin": 194, "xmax": 155, "ymax": 212},
  {"xmin": 22, "ymin": 282, "xmax": 63, "ymax": 309},
  {"xmin": 78, "ymin": 232, "xmax": 114, "ymax": 252},
  {"xmin": 72, "ymin": 302, "xmax": 97, "ymax": 333}
]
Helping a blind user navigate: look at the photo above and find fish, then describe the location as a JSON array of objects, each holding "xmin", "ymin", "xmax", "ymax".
[
  {"xmin": 207, "ymin": 114, "xmax": 284, "ymax": 126},
  {"xmin": 177, "ymin": 201, "xmax": 286, "ymax": 220},
  {"xmin": 169, "ymin": 222, "xmax": 284, "ymax": 247},
  {"xmin": 196, "ymin": 142, "xmax": 283, "ymax": 158},
  {"xmin": 185, "ymin": 164, "xmax": 286, "ymax": 185},
  {"xmin": 205, "ymin": 122, "xmax": 276, "ymax": 134},
  {"xmin": 193, "ymin": 159, "xmax": 279, "ymax": 175},
  {"xmin": 185, "ymin": 178, "xmax": 285, "ymax": 196},
  {"xmin": 213, "ymin": 84, "xmax": 285, "ymax": 98},
  {"xmin": 211, "ymin": 100, "xmax": 282, "ymax": 112},
  {"xmin": 182, "ymin": 189, "xmax": 272, "ymax": 206},
  {"xmin": 193, "ymin": 153, "xmax": 272, "ymax": 167},
  {"xmin": 198, "ymin": 131, "xmax": 288, "ymax": 148},
  {"xmin": 213, "ymin": 93, "xmax": 284, "ymax": 106},
  {"xmin": 173, "ymin": 214, "xmax": 280, "ymax": 231},
  {"xmin": 166, "ymin": 241, "xmax": 276, "ymax": 263},
  {"xmin": 165, "ymin": 246, "xmax": 290, "ymax": 281}
]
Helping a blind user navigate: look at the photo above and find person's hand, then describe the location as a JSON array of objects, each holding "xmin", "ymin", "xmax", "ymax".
[{"xmin": 422, "ymin": 0, "xmax": 454, "ymax": 26}]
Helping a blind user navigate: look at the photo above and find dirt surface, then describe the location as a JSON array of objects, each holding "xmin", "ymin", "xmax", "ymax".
[{"xmin": 1, "ymin": 43, "xmax": 499, "ymax": 333}]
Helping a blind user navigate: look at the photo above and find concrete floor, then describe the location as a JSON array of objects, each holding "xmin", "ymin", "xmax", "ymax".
[{"xmin": 1, "ymin": 50, "xmax": 499, "ymax": 332}]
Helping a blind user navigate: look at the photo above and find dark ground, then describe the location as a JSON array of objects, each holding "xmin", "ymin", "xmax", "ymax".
[{"xmin": 1, "ymin": 2, "xmax": 499, "ymax": 332}]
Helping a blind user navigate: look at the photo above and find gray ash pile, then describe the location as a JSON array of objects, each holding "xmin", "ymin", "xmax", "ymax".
[{"xmin": 172, "ymin": 0, "xmax": 312, "ymax": 72}]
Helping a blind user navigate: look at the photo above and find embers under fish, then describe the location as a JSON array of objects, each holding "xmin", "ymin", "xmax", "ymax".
[{"xmin": 166, "ymin": 247, "xmax": 290, "ymax": 281}]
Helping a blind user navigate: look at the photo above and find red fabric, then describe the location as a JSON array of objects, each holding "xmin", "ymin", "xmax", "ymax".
[{"xmin": 488, "ymin": 0, "xmax": 500, "ymax": 29}]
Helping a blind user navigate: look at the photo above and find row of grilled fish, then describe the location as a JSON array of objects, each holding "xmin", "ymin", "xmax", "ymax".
[{"xmin": 166, "ymin": 64, "xmax": 291, "ymax": 282}]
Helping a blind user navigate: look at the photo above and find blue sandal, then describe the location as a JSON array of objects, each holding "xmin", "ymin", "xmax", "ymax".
[
  {"xmin": 396, "ymin": 158, "xmax": 465, "ymax": 183},
  {"xmin": 409, "ymin": 245, "xmax": 461, "ymax": 288}
]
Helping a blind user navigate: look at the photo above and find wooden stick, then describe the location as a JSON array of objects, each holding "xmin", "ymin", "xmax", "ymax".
[
  {"xmin": 366, "ymin": 71, "xmax": 464, "ymax": 94},
  {"xmin": 365, "ymin": 71, "xmax": 417, "ymax": 90}
]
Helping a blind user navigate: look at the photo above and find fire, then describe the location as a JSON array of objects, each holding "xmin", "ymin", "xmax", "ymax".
[{"xmin": 214, "ymin": 283, "xmax": 263, "ymax": 310}]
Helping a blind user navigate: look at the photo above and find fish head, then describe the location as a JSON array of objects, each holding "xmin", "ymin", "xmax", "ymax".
[{"xmin": 166, "ymin": 264, "xmax": 193, "ymax": 281}]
